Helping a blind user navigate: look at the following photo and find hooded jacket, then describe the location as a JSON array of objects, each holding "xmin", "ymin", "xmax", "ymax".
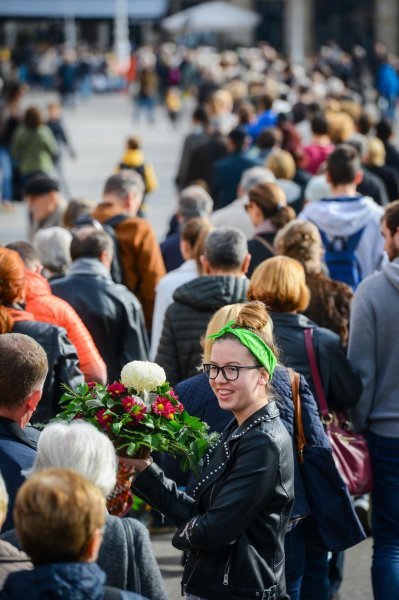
[
  {"xmin": 91, "ymin": 203, "xmax": 165, "ymax": 330},
  {"xmin": 0, "ymin": 540, "xmax": 32, "ymax": 587},
  {"xmin": 348, "ymin": 258, "xmax": 399, "ymax": 435},
  {"xmin": 299, "ymin": 195, "xmax": 384, "ymax": 280},
  {"xmin": 24, "ymin": 271, "xmax": 107, "ymax": 384},
  {"xmin": 51, "ymin": 258, "xmax": 149, "ymax": 383},
  {"xmin": 156, "ymin": 275, "xmax": 249, "ymax": 385}
]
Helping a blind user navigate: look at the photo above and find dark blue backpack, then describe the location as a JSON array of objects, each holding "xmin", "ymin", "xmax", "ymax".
[{"xmin": 319, "ymin": 227, "xmax": 365, "ymax": 290}]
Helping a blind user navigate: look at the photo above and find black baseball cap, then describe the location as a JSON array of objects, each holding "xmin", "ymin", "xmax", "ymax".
[{"xmin": 24, "ymin": 175, "xmax": 60, "ymax": 196}]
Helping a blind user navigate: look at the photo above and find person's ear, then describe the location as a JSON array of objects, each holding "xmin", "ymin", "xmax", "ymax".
[
  {"xmin": 200, "ymin": 255, "xmax": 211, "ymax": 274},
  {"xmin": 84, "ymin": 528, "xmax": 103, "ymax": 563},
  {"xmin": 258, "ymin": 369, "xmax": 269, "ymax": 386},
  {"xmin": 241, "ymin": 253, "xmax": 251, "ymax": 275},
  {"xmin": 354, "ymin": 169, "xmax": 364, "ymax": 185},
  {"xmin": 25, "ymin": 389, "xmax": 42, "ymax": 414}
]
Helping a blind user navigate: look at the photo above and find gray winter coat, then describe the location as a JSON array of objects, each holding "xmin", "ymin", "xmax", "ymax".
[
  {"xmin": 156, "ymin": 275, "xmax": 249, "ymax": 385},
  {"xmin": 348, "ymin": 257, "xmax": 399, "ymax": 436}
]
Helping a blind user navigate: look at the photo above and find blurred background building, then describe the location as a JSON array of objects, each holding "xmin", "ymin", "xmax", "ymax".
[{"xmin": 0, "ymin": 0, "xmax": 397, "ymax": 59}]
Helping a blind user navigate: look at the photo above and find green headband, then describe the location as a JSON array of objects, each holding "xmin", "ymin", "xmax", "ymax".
[{"xmin": 208, "ymin": 320, "xmax": 277, "ymax": 378}]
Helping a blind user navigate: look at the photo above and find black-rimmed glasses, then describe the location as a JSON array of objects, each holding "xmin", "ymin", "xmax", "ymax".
[{"xmin": 203, "ymin": 364, "xmax": 261, "ymax": 381}]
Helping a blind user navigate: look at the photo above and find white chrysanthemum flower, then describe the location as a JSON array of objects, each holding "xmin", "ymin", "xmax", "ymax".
[{"xmin": 120, "ymin": 361, "xmax": 166, "ymax": 393}]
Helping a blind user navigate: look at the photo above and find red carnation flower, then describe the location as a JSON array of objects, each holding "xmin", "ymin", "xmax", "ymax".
[
  {"xmin": 122, "ymin": 396, "xmax": 147, "ymax": 422},
  {"xmin": 107, "ymin": 382, "xmax": 128, "ymax": 397},
  {"xmin": 96, "ymin": 408, "xmax": 113, "ymax": 431}
]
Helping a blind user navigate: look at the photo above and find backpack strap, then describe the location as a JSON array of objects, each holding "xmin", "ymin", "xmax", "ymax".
[
  {"xmin": 287, "ymin": 368, "xmax": 307, "ymax": 463},
  {"xmin": 253, "ymin": 235, "xmax": 276, "ymax": 255},
  {"xmin": 318, "ymin": 226, "xmax": 365, "ymax": 252}
]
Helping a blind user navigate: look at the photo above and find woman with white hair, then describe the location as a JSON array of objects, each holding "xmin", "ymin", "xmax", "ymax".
[
  {"xmin": 1, "ymin": 421, "xmax": 167, "ymax": 600},
  {"xmin": 0, "ymin": 472, "xmax": 32, "ymax": 588}
]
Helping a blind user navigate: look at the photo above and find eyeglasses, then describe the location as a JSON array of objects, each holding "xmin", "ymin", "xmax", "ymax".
[{"xmin": 203, "ymin": 364, "xmax": 261, "ymax": 381}]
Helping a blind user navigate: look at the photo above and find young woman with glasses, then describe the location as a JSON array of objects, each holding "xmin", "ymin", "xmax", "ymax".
[{"xmin": 124, "ymin": 300, "xmax": 295, "ymax": 600}]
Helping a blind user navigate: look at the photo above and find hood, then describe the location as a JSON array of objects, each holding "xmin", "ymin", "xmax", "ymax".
[
  {"xmin": 25, "ymin": 271, "xmax": 52, "ymax": 302},
  {"xmin": 3, "ymin": 562, "xmax": 105, "ymax": 600},
  {"xmin": 300, "ymin": 195, "xmax": 383, "ymax": 237},
  {"xmin": 92, "ymin": 203, "xmax": 130, "ymax": 224},
  {"xmin": 383, "ymin": 257, "xmax": 399, "ymax": 292},
  {"xmin": 173, "ymin": 275, "xmax": 248, "ymax": 311},
  {"xmin": 68, "ymin": 258, "xmax": 111, "ymax": 279},
  {"xmin": 121, "ymin": 149, "xmax": 144, "ymax": 166}
]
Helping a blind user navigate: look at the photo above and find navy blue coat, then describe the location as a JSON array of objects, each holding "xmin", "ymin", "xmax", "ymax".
[
  {"xmin": 0, "ymin": 418, "xmax": 39, "ymax": 532},
  {"xmin": 212, "ymin": 152, "xmax": 258, "ymax": 210},
  {"xmin": 161, "ymin": 366, "xmax": 329, "ymax": 521},
  {"xmin": 160, "ymin": 232, "xmax": 184, "ymax": 273},
  {"xmin": 0, "ymin": 562, "xmax": 145, "ymax": 599}
]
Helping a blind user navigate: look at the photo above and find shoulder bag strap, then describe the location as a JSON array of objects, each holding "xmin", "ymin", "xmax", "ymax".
[
  {"xmin": 287, "ymin": 367, "xmax": 307, "ymax": 463},
  {"xmin": 303, "ymin": 328, "xmax": 329, "ymax": 417},
  {"xmin": 121, "ymin": 517, "xmax": 140, "ymax": 593},
  {"xmin": 254, "ymin": 235, "xmax": 276, "ymax": 255}
]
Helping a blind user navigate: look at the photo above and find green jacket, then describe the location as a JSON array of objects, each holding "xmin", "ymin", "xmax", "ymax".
[{"xmin": 11, "ymin": 124, "xmax": 57, "ymax": 176}]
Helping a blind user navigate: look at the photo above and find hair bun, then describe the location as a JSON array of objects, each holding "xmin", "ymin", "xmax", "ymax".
[{"xmin": 235, "ymin": 301, "xmax": 270, "ymax": 330}]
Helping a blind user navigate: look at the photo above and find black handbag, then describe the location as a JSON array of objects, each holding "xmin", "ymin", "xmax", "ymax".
[{"xmin": 288, "ymin": 368, "xmax": 366, "ymax": 552}]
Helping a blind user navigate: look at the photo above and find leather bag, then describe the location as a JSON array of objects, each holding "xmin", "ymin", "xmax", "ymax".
[{"xmin": 303, "ymin": 328, "xmax": 373, "ymax": 496}]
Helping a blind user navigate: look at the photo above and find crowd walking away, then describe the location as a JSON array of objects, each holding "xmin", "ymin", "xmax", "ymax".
[{"xmin": 2, "ymin": 34, "xmax": 399, "ymax": 600}]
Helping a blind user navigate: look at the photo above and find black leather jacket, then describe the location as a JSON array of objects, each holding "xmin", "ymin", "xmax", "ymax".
[{"xmin": 133, "ymin": 402, "xmax": 294, "ymax": 600}]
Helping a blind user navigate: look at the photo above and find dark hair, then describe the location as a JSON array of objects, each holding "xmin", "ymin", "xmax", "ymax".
[
  {"xmin": 0, "ymin": 333, "xmax": 48, "ymax": 409},
  {"xmin": 24, "ymin": 107, "xmax": 42, "ymax": 129},
  {"xmin": 248, "ymin": 183, "xmax": 295, "ymax": 229},
  {"xmin": 5, "ymin": 241, "xmax": 41, "ymax": 271},
  {"xmin": 62, "ymin": 198, "xmax": 95, "ymax": 229},
  {"xmin": 376, "ymin": 119, "xmax": 393, "ymax": 143},
  {"xmin": 258, "ymin": 94, "xmax": 274, "ymax": 111},
  {"xmin": 311, "ymin": 115, "xmax": 329, "ymax": 136},
  {"xmin": 383, "ymin": 200, "xmax": 399, "ymax": 236},
  {"xmin": 192, "ymin": 106, "xmax": 209, "ymax": 126},
  {"xmin": 70, "ymin": 227, "xmax": 113, "ymax": 261},
  {"xmin": 357, "ymin": 113, "xmax": 373, "ymax": 135},
  {"xmin": 327, "ymin": 145, "xmax": 361, "ymax": 186},
  {"xmin": 126, "ymin": 136, "xmax": 141, "ymax": 150},
  {"xmin": 255, "ymin": 128, "xmax": 281, "ymax": 149},
  {"xmin": 228, "ymin": 128, "xmax": 247, "ymax": 152}
]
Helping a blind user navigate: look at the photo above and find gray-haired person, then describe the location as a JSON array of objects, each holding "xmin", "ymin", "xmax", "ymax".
[
  {"xmin": 156, "ymin": 226, "xmax": 250, "ymax": 385},
  {"xmin": 211, "ymin": 166, "xmax": 276, "ymax": 238},
  {"xmin": 161, "ymin": 185, "xmax": 214, "ymax": 272},
  {"xmin": 1, "ymin": 421, "xmax": 167, "ymax": 600}
]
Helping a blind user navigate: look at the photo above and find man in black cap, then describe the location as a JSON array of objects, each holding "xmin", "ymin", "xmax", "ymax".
[{"xmin": 24, "ymin": 176, "xmax": 66, "ymax": 239}]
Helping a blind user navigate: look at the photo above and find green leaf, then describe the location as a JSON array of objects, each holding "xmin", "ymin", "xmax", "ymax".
[
  {"xmin": 85, "ymin": 398, "xmax": 104, "ymax": 409},
  {"xmin": 111, "ymin": 422, "xmax": 123, "ymax": 435}
]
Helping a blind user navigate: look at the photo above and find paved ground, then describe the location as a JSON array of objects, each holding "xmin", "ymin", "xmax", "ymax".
[{"xmin": 0, "ymin": 92, "xmax": 373, "ymax": 599}]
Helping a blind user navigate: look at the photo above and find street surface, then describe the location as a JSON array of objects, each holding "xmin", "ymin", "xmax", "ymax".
[{"xmin": 0, "ymin": 92, "xmax": 373, "ymax": 599}]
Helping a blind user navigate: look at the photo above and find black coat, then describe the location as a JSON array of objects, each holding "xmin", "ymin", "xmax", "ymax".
[
  {"xmin": 270, "ymin": 312, "xmax": 362, "ymax": 410},
  {"xmin": 247, "ymin": 232, "xmax": 276, "ymax": 278},
  {"xmin": 133, "ymin": 402, "xmax": 294, "ymax": 600},
  {"xmin": 12, "ymin": 318, "xmax": 83, "ymax": 423},
  {"xmin": 51, "ymin": 258, "xmax": 149, "ymax": 383},
  {"xmin": 156, "ymin": 275, "xmax": 249, "ymax": 385}
]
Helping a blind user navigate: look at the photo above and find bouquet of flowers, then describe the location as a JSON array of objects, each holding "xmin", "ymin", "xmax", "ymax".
[{"xmin": 57, "ymin": 360, "xmax": 217, "ymax": 475}]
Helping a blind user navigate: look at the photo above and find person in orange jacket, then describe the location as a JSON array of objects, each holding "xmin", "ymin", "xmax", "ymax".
[{"xmin": 6, "ymin": 241, "xmax": 107, "ymax": 385}]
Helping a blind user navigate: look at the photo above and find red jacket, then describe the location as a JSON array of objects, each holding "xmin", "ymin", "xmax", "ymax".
[{"xmin": 24, "ymin": 271, "xmax": 107, "ymax": 384}]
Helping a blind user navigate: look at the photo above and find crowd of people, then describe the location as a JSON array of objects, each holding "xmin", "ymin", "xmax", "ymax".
[{"xmin": 0, "ymin": 36, "xmax": 399, "ymax": 600}]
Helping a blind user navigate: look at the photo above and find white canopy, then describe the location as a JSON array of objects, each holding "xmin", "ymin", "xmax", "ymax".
[{"xmin": 162, "ymin": 1, "xmax": 261, "ymax": 34}]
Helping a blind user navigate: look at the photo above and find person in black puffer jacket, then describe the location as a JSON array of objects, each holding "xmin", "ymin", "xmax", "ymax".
[
  {"xmin": 156, "ymin": 227, "xmax": 250, "ymax": 385},
  {"xmin": 0, "ymin": 248, "xmax": 83, "ymax": 423}
]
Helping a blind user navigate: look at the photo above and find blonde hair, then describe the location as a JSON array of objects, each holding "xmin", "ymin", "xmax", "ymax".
[
  {"xmin": 202, "ymin": 301, "xmax": 275, "ymax": 362},
  {"xmin": 266, "ymin": 150, "xmax": 296, "ymax": 181},
  {"xmin": 367, "ymin": 137, "xmax": 386, "ymax": 167},
  {"xmin": 209, "ymin": 89, "xmax": 233, "ymax": 115},
  {"xmin": 248, "ymin": 256, "xmax": 310, "ymax": 313},
  {"xmin": 14, "ymin": 468, "xmax": 105, "ymax": 566},
  {"xmin": 0, "ymin": 472, "xmax": 8, "ymax": 519},
  {"xmin": 326, "ymin": 111, "xmax": 355, "ymax": 144},
  {"xmin": 274, "ymin": 220, "xmax": 322, "ymax": 274}
]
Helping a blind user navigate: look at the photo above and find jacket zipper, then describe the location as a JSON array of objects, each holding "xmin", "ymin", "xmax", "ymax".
[
  {"xmin": 183, "ymin": 552, "xmax": 200, "ymax": 594},
  {"xmin": 223, "ymin": 553, "xmax": 232, "ymax": 586}
]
